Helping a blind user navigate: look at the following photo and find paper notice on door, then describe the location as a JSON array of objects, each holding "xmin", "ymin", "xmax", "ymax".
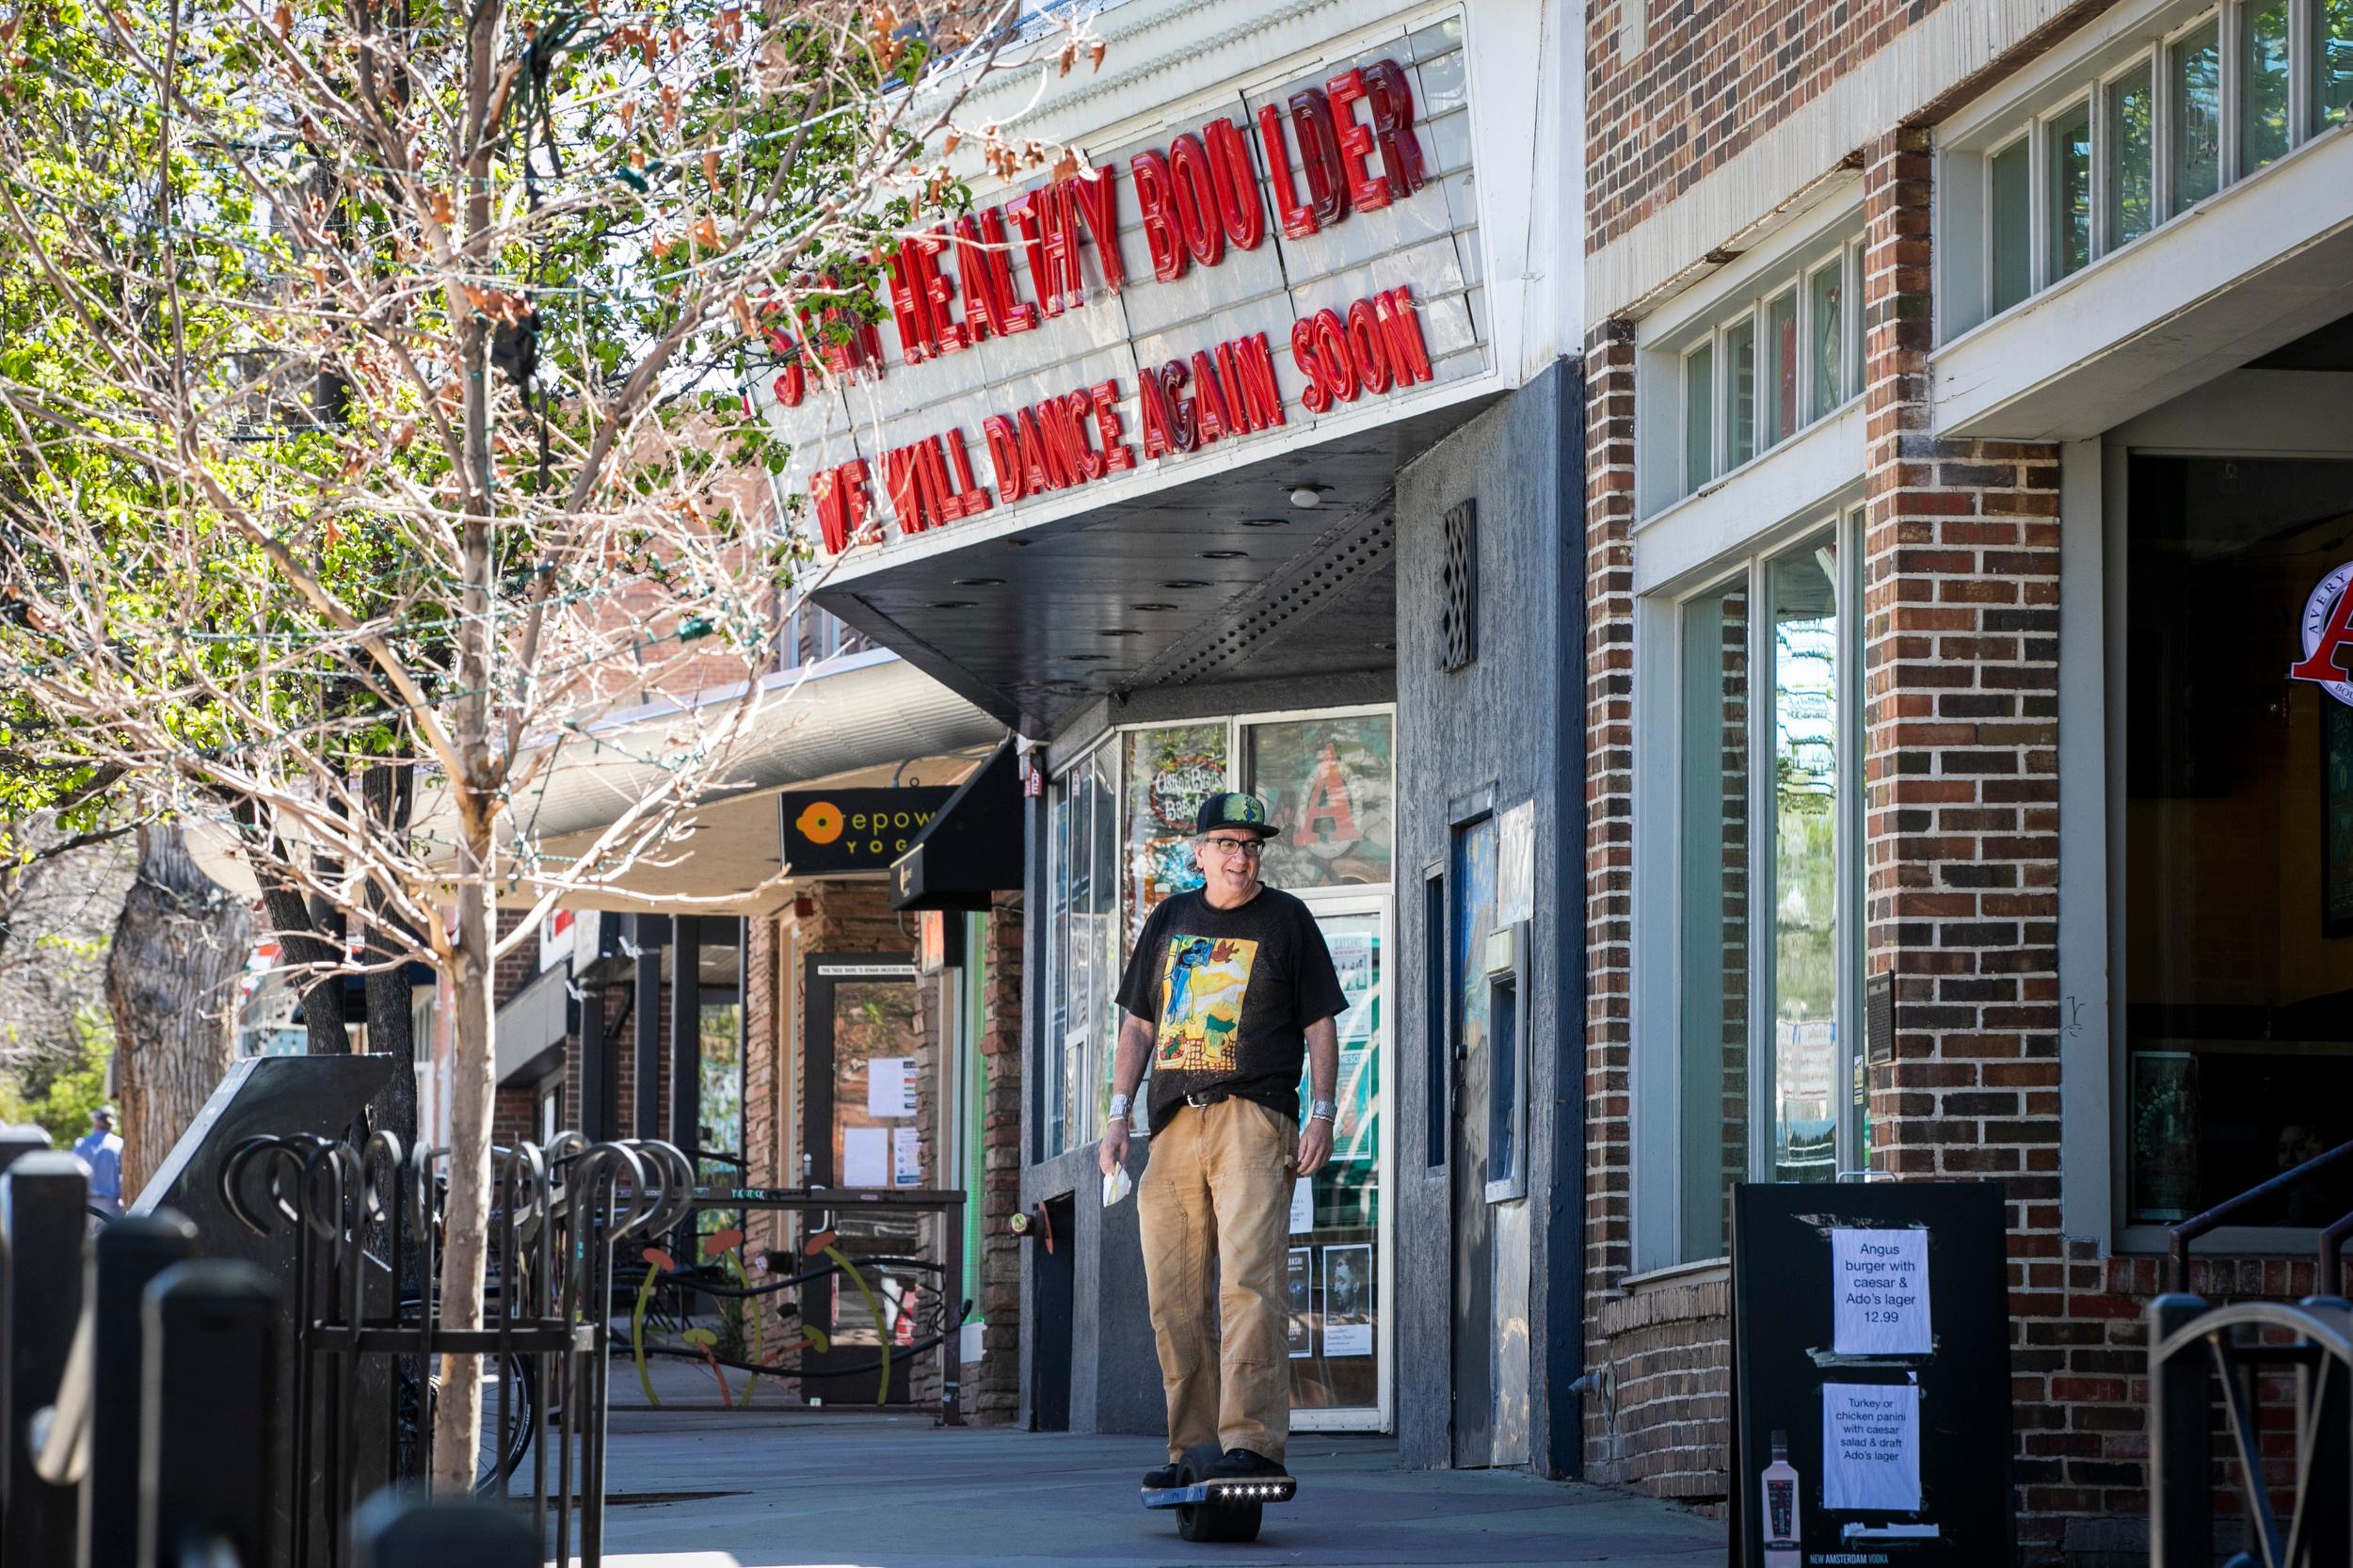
[
  {"xmin": 1821, "ymin": 1383, "xmax": 1922, "ymax": 1512},
  {"xmin": 1832, "ymin": 1228, "xmax": 1931, "ymax": 1355},
  {"xmin": 892, "ymin": 1126, "xmax": 922, "ymax": 1186},
  {"xmin": 1289, "ymin": 1176, "xmax": 1314, "ymax": 1234},
  {"xmin": 867, "ymin": 1057, "xmax": 917, "ymax": 1118},
  {"xmin": 843, "ymin": 1127, "xmax": 888, "ymax": 1188}
]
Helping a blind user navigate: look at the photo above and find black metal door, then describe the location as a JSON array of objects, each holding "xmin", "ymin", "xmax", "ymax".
[
  {"xmin": 1030, "ymin": 1194, "xmax": 1075, "ymax": 1431},
  {"xmin": 1449, "ymin": 816, "xmax": 1499, "ymax": 1467}
]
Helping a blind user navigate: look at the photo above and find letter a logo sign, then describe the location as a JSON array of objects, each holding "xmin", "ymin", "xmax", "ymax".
[{"xmin": 2289, "ymin": 561, "xmax": 2353, "ymax": 708}]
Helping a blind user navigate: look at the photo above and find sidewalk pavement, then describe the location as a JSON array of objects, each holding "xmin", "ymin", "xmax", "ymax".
[{"xmin": 580, "ymin": 1400, "xmax": 1727, "ymax": 1568}]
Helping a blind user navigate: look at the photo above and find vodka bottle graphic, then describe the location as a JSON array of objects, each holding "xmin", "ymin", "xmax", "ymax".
[{"xmin": 1762, "ymin": 1429, "xmax": 1801, "ymax": 1567}]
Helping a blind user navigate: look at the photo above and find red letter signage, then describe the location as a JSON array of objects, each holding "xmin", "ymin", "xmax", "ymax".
[{"xmin": 2291, "ymin": 561, "xmax": 2353, "ymax": 705}]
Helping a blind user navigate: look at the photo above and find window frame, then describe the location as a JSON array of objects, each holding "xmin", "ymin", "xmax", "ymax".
[
  {"xmin": 1643, "ymin": 207, "xmax": 1867, "ymax": 512},
  {"xmin": 1940, "ymin": 0, "xmax": 2350, "ymax": 341},
  {"xmin": 1632, "ymin": 503, "xmax": 1867, "ymax": 1272}
]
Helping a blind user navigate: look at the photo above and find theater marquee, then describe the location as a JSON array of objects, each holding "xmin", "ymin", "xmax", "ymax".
[{"xmin": 756, "ymin": 19, "xmax": 1488, "ymax": 558}]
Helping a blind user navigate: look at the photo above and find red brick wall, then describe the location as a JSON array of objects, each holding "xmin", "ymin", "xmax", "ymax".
[
  {"xmin": 1580, "ymin": 324, "xmax": 1645, "ymax": 1482},
  {"xmin": 1857, "ymin": 126, "xmax": 2069, "ymax": 1557},
  {"xmin": 1584, "ymin": 0, "xmax": 2124, "ymax": 254}
]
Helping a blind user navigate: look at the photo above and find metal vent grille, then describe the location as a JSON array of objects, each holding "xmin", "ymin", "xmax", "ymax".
[{"xmin": 1440, "ymin": 499, "xmax": 1477, "ymax": 671}]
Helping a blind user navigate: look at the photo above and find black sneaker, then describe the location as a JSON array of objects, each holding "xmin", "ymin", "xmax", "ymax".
[
  {"xmin": 1143, "ymin": 1462, "xmax": 1184, "ymax": 1489},
  {"xmin": 1205, "ymin": 1448, "xmax": 1288, "ymax": 1480}
]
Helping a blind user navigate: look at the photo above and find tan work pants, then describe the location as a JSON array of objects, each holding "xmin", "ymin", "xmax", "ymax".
[{"xmin": 1137, "ymin": 1096, "xmax": 1298, "ymax": 1464}]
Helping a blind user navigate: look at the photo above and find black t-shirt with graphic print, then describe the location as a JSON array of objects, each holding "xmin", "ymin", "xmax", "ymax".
[{"xmin": 1114, "ymin": 886, "xmax": 1349, "ymax": 1136}]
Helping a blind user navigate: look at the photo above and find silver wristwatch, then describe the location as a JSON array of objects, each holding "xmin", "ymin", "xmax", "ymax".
[
  {"xmin": 1109, "ymin": 1093, "xmax": 1134, "ymax": 1126},
  {"xmin": 1308, "ymin": 1098, "xmax": 1338, "ymax": 1123}
]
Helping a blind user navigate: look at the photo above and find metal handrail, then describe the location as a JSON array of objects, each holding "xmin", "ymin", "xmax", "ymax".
[
  {"xmin": 2320, "ymin": 1208, "xmax": 2353, "ymax": 1294},
  {"xmin": 2166, "ymin": 1136, "xmax": 2353, "ymax": 1291}
]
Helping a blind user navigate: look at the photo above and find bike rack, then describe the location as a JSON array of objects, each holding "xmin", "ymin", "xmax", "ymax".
[
  {"xmin": 219, "ymin": 1130, "xmax": 694, "ymax": 1568},
  {"xmin": 2148, "ymin": 1292, "xmax": 2353, "ymax": 1568}
]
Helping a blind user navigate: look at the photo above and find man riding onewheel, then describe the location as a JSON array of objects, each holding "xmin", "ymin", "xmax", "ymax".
[{"xmin": 1099, "ymin": 791, "xmax": 1347, "ymax": 1491}]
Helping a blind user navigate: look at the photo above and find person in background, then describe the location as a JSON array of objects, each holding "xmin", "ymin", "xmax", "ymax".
[{"xmin": 74, "ymin": 1105, "xmax": 124, "ymax": 1216}]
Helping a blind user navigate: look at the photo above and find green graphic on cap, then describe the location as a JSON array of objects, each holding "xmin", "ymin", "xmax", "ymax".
[{"xmin": 1222, "ymin": 794, "xmax": 1268, "ymax": 824}]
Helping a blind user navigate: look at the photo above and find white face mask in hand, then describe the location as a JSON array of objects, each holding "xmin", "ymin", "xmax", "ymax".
[{"xmin": 1103, "ymin": 1164, "xmax": 1134, "ymax": 1208}]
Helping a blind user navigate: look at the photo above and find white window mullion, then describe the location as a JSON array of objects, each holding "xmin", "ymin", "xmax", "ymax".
[
  {"xmin": 2155, "ymin": 36, "xmax": 2178, "ymax": 222},
  {"xmin": 1746, "ymin": 552, "xmax": 1775, "ymax": 1186},
  {"xmin": 2221, "ymin": 1, "xmax": 2245, "ymax": 180},
  {"xmin": 2290, "ymin": 0, "xmax": 2316, "ymax": 143},
  {"xmin": 2091, "ymin": 79, "xmax": 2114, "ymax": 258},
  {"xmin": 2027, "ymin": 120, "xmax": 2051, "ymax": 294},
  {"xmin": 1834, "ymin": 506, "xmax": 1866, "ymax": 1177}
]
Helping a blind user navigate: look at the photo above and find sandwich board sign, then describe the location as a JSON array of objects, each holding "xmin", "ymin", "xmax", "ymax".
[{"xmin": 1729, "ymin": 1181, "xmax": 2013, "ymax": 1567}]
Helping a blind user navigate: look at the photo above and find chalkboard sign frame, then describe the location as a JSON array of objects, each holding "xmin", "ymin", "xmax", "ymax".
[{"xmin": 1728, "ymin": 1181, "xmax": 2013, "ymax": 1568}]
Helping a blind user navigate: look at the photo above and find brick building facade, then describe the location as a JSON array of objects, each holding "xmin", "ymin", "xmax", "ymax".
[{"xmin": 1582, "ymin": 0, "xmax": 2353, "ymax": 1555}]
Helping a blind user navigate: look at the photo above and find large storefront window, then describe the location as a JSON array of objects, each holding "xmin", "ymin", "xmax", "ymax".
[
  {"xmin": 1046, "ymin": 742, "xmax": 1119, "ymax": 1155},
  {"xmin": 1245, "ymin": 715, "xmax": 1396, "ymax": 888},
  {"xmin": 2121, "ymin": 456, "xmax": 2353, "ymax": 1231},
  {"xmin": 1666, "ymin": 518, "xmax": 1859, "ymax": 1263}
]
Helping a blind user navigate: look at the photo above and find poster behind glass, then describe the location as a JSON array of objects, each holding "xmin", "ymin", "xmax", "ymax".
[
  {"xmin": 1289, "ymin": 909, "xmax": 1383, "ymax": 1413},
  {"xmin": 1246, "ymin": 715, "xmax": 1395, "ymax": 890},
  {"xmin": 1124, "ymin": 724, "xmax": 1228, "ymax": 943}
]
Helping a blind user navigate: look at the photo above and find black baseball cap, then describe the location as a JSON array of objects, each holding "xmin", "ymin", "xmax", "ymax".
[{"xmin": 1193, "ymin": 792, "xmax": 1281, "ymax": 838}]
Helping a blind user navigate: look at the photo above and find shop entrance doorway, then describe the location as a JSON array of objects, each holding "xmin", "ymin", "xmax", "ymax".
[
  {"xmin": 800, "ymin": 955, "xmax": 932, "ymax": 1405},
  {"xmin": 1449, "ymin": 812, "xmax": 1531, "ymax": 1467}
]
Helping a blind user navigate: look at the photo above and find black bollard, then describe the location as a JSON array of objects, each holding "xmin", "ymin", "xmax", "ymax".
[
  {"xmin": 2147, "ymin": 1292, "xmax": 2212, "ymax": 1568},
  {"xmin": 139, "ymin": 1261, "xmax": 276, "ymax": 1568},
  {"xmin": 0, "ymin": 1129, "xmax": 52, "ymax": 1181},
  {"xmin": 85, "ymin": 1213, "xmax": 195, "ymax": 1568},
  {"xmin": 349, "ymin": 1488, "xmax": 536, "ymax": 1568},
  {"xmin": 0, "ymin": 1150, "xmax": 89, "ymax": 1568}
]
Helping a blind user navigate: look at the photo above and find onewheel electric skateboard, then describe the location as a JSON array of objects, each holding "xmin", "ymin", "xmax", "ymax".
[{"xmin": 1140, "ymin": 1442, "xmax": 1296, "ymax": 1543}]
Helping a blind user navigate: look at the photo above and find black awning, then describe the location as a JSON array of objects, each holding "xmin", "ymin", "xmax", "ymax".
[{"xmin": 888, "ymin": 737, "xmax": 1023, "ymax": 912}]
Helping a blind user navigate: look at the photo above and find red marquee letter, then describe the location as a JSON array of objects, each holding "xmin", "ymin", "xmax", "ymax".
[
  {"xmin": 982, "ymin": 414, "xmax": 1026, "ymax": 502},
  {"xmin": 1167, "ymin": 134, "xmax": 1225, "ymax": 269},
  {"xmin": 1129, "ymin": 150, "xmax": 1187, "ymax": 282},
  {"xmin": 1203, "ymin": 119, "xmax": 1266, "ymax": 251},
  {"xmin": 1258, "ymin": 104, "xmax": 1318, "ymax": 240},
  {"xmin": 1289, "ymin": 88, "xmax": 1349, "ymax": 229},
  {"xmin": 1067, "ymin": 167, "xmax": 1126, "ymax": 294},
  {"xmin": 1090, "ymin": 380, "xmax": 1136, "ymax": 472},
  {"xmin": 1324, "ymin": 69, "xmax": 1389, "ymax": 214},
  {"xmin": 1361, "ymin": 59, "xmax": 1431, "ymax": 199}
]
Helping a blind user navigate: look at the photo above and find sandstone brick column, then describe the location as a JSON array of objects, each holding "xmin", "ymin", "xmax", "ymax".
[{"xmin": 1858, "ymin": 126, "xmax": 2069, "ymax": 1560}]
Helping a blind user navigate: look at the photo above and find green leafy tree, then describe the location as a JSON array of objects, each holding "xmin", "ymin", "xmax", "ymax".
[
  {"xmin": 0, "ymin": 1005, "xmax": 114, "ymax": 1148},
  {"xmin": 0, "ymin": 0, "xmax": 1098, "ymax": 1488}
]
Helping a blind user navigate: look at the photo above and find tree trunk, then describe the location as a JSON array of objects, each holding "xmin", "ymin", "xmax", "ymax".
[
  {"xmin": 259, "ymin": 878, "xmax": 352, "ymax": 1054},
  {"xmin": 361, "ymin": 765, "xmax": 418, "ymax": 1147},
  {"xmin": 430, "ymin": 836, "xmax": 496, "ymax": 1493},
  {"xmin": 106, "ymin": 824, "xmax": 253, "ymax": 1195}
]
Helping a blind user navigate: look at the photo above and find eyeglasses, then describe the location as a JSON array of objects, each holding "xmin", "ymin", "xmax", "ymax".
[{"xmin": 1201, "ymin": 837, "xmax": 1265, "ymax": 859}]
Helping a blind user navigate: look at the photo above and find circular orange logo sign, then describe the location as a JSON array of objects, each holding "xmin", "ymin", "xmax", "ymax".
[{"xmin": 795, "ymin": 801, "xmax": 844, "ymax": 845}]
